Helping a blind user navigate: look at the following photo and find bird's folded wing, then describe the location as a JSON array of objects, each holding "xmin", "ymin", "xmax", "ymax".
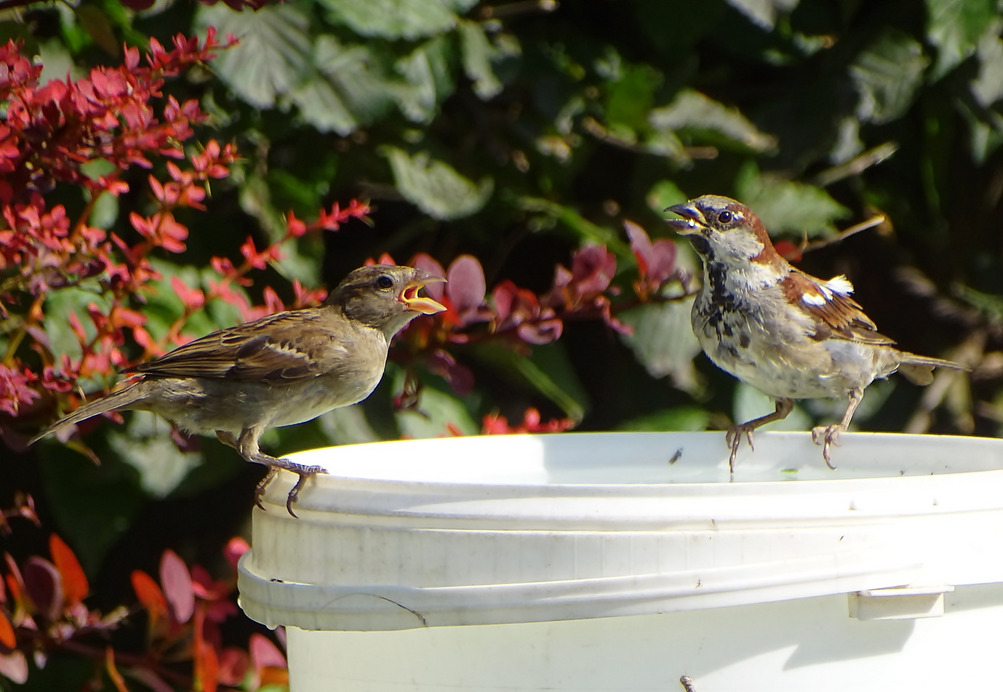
[
  {"xmin": 128, "ymin": 309, "xmax": 355, "ymax": 382},
  {"xmin": 781, "ymin": 271, "xmax": 895, "ymax": 346}
]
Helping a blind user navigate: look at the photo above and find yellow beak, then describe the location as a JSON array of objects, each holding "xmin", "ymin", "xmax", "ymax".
[{"xmin": 401, "ymin": 273, "xmax": 447, "ymax": 314}]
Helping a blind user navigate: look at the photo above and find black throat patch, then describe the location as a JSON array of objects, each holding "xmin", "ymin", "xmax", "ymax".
[{"xmin": 703, "ymin": 260, "xmax": 742, "ymax": 338}]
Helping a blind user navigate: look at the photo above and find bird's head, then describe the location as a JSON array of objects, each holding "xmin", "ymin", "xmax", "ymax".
[
  {"xmin": 665, "ymin": 195, "xmax": 784, "ymax": 270},
  {"xmin": 327, "ymin": 265, "xmax": 446, "ymax": 338}
]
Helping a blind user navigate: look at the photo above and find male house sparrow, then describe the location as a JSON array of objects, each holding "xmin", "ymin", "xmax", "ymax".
[
  {"xmin": 665, "ymin": 195, "xmax": 964, "ymax": 471},
  {"xmin": 31, "ymin": 265, "xmax": 446, "ymax": 515}
]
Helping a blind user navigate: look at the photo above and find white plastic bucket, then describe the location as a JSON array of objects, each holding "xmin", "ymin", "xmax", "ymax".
[{"xmin": 237, "ymin": 431, "xmax": 1003, "ymax": 691}]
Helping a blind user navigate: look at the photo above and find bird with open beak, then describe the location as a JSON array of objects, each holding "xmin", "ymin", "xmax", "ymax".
[
  {"xmin": 31, "ymin": 265, "xmax": 447, "ymax": 516},
  {"xmin": 666, "ymin": 195, "xmax": 965, "ymax": 472}
]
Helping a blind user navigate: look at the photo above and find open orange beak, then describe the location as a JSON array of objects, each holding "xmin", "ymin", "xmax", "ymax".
[{"xmin": 401, "ymin": 272, "xmax": 447, "ymax": 314}]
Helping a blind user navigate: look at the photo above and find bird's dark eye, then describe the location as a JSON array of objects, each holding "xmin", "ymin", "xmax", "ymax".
[
  {"xmin": 375, "ymin": 275, "xmax": 394, "ymax": 289},
  {"xmin": 717, "ymin": 210, "xmax": 733, "ymax": 225}
]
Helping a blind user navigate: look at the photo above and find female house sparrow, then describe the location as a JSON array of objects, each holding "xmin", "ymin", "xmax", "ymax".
[
  {"xmin": 31, "ymin": 265, "xmax": 446, "ymax": 516},
  {"xmin": 665, "ymin": 195, "xmax": 964, "ymax": 472}
]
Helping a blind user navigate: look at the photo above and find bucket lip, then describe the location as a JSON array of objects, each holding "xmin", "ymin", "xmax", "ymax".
[
  {"xmin": 254, "ymin": 431, "xmax": 1003, "ymax": 520},
  {"xmin": 282, "ymin": 430, "xmax": 1002, "ymax": 488},
  {"xmin": 243, "ymin": 432, "xmax": 1003, "ymax": 632}
]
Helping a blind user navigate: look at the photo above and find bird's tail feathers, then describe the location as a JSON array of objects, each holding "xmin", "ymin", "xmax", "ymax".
[
  {"xmin": 29, "ymin": 382, "xmax": 145, "ymax": 445},
  {"xmin": 896, "ymin": 351, "xmax": 967, "ymax": 386}
]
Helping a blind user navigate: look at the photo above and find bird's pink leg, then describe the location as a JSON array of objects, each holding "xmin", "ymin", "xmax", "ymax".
[
  {"xmin": 216, "ymin": 429, "xmax": 324, "ymax": 517},
  {"xmin": 811, "ymin": 387, "xmax": 864, "ymax": 469},
  {"xmin": 725, "ymin": 398, "xmax": 794, "ymax": 474}
]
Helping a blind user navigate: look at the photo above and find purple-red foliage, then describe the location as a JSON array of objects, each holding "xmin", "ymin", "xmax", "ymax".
[
  {"xmin": 373, "ymin": 224, "xmax": 683, "ymax": 425},
  {"xmin": 0, "ymin": 33, "xmax": 373, "ymax": 440},
  {"xmin": 0, "ymin": 508, "xmax": 282, "ymax": 691}
]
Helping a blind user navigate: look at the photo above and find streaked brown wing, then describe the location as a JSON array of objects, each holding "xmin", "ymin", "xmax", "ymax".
[
  {"xmin": 781, "ymin": 272, "xmax": 895, "ymax": 346},
  {"xmin": 129, "ymin": 309, "xmax": 350, "ymax": 382}
]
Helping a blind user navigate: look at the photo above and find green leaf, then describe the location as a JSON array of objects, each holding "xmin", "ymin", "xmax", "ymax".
[
  {"xmin": 618, "ymin": 298, "xmax": 703, "ymax": 396},
  {"xmin": 39, "ymin": 448, "xmax": 144, "ymax": 575},
  {"xmin": 196, "ymin": 8, "xmax": 396, "ymax": 133},
  {"xmin": 962, "ymin": 19, "xmax": 1003, "ymax": 162},
  {"xmin": 733, "ymin": 383, "xmax": 811, "ymax": 431},
  {"xmin": 458, "ymin": 19, "xmax": 505, "ymax": 100},
  {"xmin": 383, "ymin": 146, "xmax": 493, "ymax": 220},
  {"xmin": 969, "ymin": 19, "xmax": 1003, "ymax": 108},
  {"xmin": 961, "ymin": 106, "xmax": 1003, "ymax": 164},
  {"xmin": 317, "ymin": 405, "xmax": 385, "ymax": 446},
  {"xmin": 195, "ymin": 3, "xmax": 313, "ymax": 109},
  {"xmin": 925, "ymin": 0, "xmax": 997, "ymax": 80},
  {"xmin": 394, "ymin": 36, "xmax": 456, "ymax": 123},
  {"xmin": 319, "ymin": 0, "xmax": 477, "ymax": 40},
  {"xmin": 141, "ymin": 260, "xmax": 201, "ymax": 337},
  {"xmin": 290, "ymin": 35, "xmax": 396, "ymax": 134},
  {"xmin": 618, "ymin": 406, "xmax": 711, "ymax": 432},
  {"xmin": 517, "ymin": 197, "xmax": 627, "ymax": 252},
  {"xmin": 469, "ymin": 343, "xmax": 588, "ymax": 422},
  {"xmin": 87, "ymin": 188, "xmax": 118, "ymax": 230},
  {"xmin": 394, "ymin": 376, "xmax": 480, "ymax": 438},
  {"xmin": 725, "ymin": 0, "xmax": 799, "ymax": 30},
  {"xmin": 74, "ymin": 4, "xmax": 118, "ymax": 56},
  {"xmin": 38, "ymin": 37, "xmax": 81, "ymax": 84},
  {"xmin": 646, "ymin": 180, "xmax": 688, "ymax": 216},
  {"xmin": 605, "ymin": 63, "xmax": 663, "ymax": 133},
  {"xmin": 735, "ymin": 162, "xmax": 849, "ymax": 236},
  {"xmin": 650, "ymin": 89, "xmax": 777, "ymax": 153},
  {"xmin": 42, "ymin": 288, "xmax": 112, "ymax": 385},
  {"xmin": 849, "ymin": 30, "xmax": 928, "ymax": 124},
  {"xmin": 108, "ymin": 413, "xmax": 202, "ymax": 498}
]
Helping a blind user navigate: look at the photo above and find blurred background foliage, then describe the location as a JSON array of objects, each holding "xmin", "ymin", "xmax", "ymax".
[{"xmin": 2, "ymin": 0, "xmax": 1003, "ymax": 688}]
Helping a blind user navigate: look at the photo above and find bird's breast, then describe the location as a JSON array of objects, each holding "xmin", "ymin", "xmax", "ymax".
[{"xmin": 690, "ymin": 276, "xmax": 868, "ymax": 400}]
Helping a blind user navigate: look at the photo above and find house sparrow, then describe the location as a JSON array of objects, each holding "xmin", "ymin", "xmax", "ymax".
[
  {"xmin": 31, "ymin": 265, "xmax": 446, "ymax": 516},
  {"xmin": 665, "ymin": 195, "xmax": 965, "ymax": 472}
]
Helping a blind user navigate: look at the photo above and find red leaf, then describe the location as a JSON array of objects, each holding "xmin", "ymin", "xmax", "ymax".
[
  {"xmin": 251, "ymin": 633, "xmax": 289, "ymax": 687},
  {"xmin": 774, "ymin": 239, "xmax": 802, "ymax": 262},
  {"xmin": 425, "ymin": 348, "xmax": 475, "ymax": 396},
  {"xmin": 159, "ymin": 550, "xmax": 195, "ymax": 625},
  {"xmin": 217, "ymin": 647, "xmax": 249, "ymax": 686},
  {"xmin": 129, "ymin": 211, "xmax": 152, "ymax": 236},
  {"xmin": 249, "ymin": 633, "xmax": 287, "ymax": 680},
  {"xmin": 569, "ymin": 245, "xmax": 616, "ymax": 295},
  {"xmin": 170, "ymin": 275, "xmax": 205, "ymax": 310},
  {"xmin": 49, "ymin": 534, "xmax": 88, "ymax": 606},
  {"xmin": 285, "ymin": 210, "xmax": 307, "ymax": 237},
  {"xmin": 22, "ymin": 558, "xmax": 61, "ymax": 620},
  {"xmin": 409, "ymin": 253, "xmax": 446, "ymax": 300},
  {"xmin": 223, "ymin": 537, "xmax": 249, "ymax": 571},
  {"xmin": 625, "ymin": 220, "xmax": 676, "ymax": 284},
  {"xmin": 3, "ymin": 576, "xmax": 18, "ymax": 608},
  {"xmin": 491, "ymin": 280, "xmax": 527, "ymax": 324},
  {"xmin": 0, "ymin": 610, "xmax": 15, "ymax": 649},
  {"xmin": 261, "ymin": 286, "xmax": 285, "ymax": 314},
  {"xmin": 517, "ymin": 318, "xmax": 562, "ymax": 344},
  {"xmin": 446, "ymin": 255, "xmax": 486, "ymax": 319},
  {"xmin": 196, "ymin": 636, "xmax": 220, "ymax": 692},
  {"xmin": 131, "ymin": 570, "xmax": 168, "ymax": 623}
]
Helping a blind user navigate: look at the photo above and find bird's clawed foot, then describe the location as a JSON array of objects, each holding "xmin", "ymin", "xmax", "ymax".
[
  {"xmin": 723, "ymin": 398, "xmax": 795, "ymax": 476},
  {"xmin": 250, "ymin": 454, "xmax": 326, "ymax": 517},
  {"xmin": 216, "ymin": 430, "xmax": 325, "ymax": 517},
  {"xmin": 811, "ymin": 424, "xmax": 842, "ymax": 470},
  {"xmin": 724, "ymin": 424, "xmax": 756, "ymax": 475}
]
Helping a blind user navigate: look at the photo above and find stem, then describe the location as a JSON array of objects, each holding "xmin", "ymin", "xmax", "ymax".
[
  {"xmin": 2, "ymin": 294, "xmax": 45, "ymax": 366},
  {"xmin": 18, "ymin": 628, "xmax": 194, "ymax": 688}
]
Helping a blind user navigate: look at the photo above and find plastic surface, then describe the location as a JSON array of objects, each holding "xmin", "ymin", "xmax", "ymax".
[
  {"xmin": 282, "ymin": 585, "xmax": 1003, "ymax": 692},
  {"xmin": 235, "ymin": 431, "xmax": 1003, "ymax": 691}
]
